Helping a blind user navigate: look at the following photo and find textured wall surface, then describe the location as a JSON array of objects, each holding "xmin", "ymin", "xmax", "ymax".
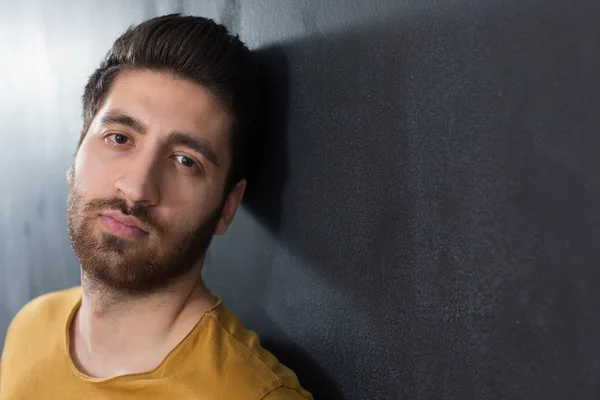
[{"xmin": 1, "ymin": 1, "xmax": 599, "ymax": 399}]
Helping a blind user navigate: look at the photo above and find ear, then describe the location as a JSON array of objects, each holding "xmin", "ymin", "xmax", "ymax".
[
  {"xmin": 214, "ymin": 179, "xmax": 247, "ymax": 235},
  {"xmin": 67, "ymin": 124, "xmax": 85, "ymax": 184},
  {"xmin": 66, "ymin": 167, "xmax": 73, "ymax": 184}
]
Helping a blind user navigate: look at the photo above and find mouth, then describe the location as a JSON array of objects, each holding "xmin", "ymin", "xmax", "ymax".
[{"xmin": 98, "ymin": 213, "xmax": 149, "ymax": 238}]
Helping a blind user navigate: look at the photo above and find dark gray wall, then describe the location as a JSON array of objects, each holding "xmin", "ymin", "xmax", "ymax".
[{"xmin": 1, "ymin": 1, "xmax": 599, "ymax": 399}]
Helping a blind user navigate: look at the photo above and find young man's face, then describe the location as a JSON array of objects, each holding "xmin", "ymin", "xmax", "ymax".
[{"xmin": 67, "ymin": 69, "xmax": 245, "ymax": 294}]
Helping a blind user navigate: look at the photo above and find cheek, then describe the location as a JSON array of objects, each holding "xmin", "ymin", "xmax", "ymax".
[
  {"xmin": 74, "ymin": 142, "xmax": 114, "ymax": 197},
  {"xmin": 160, "ymin": 169, "xmax": 215, "ymax": 207},
  {"xmin": 162, "ymin": 194, "xmax": 218, "ymax": 231}
]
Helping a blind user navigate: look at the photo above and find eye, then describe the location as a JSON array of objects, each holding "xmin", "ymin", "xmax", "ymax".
[
  {"xmin": 105, "ymin": 133, "xmax": 131, "ymax": 145},
  {"xmin": 174, "ymin": 155, "xmax": 197, "ymax": 168}
]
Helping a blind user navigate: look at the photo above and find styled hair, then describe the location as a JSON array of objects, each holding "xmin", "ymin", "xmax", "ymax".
[{"xmin": 81, "ymin": 14, "xmax": 262, "ymax": 193}]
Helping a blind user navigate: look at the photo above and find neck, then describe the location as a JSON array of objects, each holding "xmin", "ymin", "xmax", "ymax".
[{"xmin": 71, "ymin": 265, "xmax": 217, "ymax": 377}]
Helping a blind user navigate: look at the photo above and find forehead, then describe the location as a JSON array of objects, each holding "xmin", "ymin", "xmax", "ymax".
[{"xmin": 94, "ymin": 70, "xmax": 232, "ymax": 159}]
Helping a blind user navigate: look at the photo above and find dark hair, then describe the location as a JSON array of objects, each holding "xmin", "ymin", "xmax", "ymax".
[{"xmin": 81, "ymin": 14, "xmax": 262, "ymax": 193}]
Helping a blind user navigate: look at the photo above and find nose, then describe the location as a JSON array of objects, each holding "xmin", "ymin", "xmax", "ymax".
[{"xmin": 113, "ymin": 155, "xmax": 160, "ymax": 207}]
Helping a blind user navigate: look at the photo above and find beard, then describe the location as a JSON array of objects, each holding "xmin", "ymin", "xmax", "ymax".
[{"xmin": 66, "ymin": 176, "xmax": 223, "ymax": 296}]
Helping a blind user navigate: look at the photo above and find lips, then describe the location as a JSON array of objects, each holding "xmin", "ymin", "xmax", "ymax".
[{"xmin": 99, "ymin": 212, "xmax": 149, "ymax": 238}]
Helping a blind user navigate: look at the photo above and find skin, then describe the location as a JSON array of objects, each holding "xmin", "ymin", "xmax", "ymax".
[{"xmin": 67, "ymin": 69, "xmax": 246, "ymax": 378}]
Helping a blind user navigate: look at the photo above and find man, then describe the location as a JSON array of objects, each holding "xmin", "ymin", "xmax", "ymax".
[{"xmin": 0, "ymin": 14, "xmax": 312, "ymax": 400}]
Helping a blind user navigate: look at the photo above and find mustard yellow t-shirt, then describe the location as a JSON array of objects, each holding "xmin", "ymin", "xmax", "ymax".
[{"xmin": 0, "ymin": 286, "xmax": 312, "ymax": 400}]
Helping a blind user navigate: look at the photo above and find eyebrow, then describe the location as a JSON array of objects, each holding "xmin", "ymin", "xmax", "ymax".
[
  {"xmin": 99, "ymin": 110, "xmax": 147, "ymax": 134},
  {"xmin": 98, "ymin": 110, "xmax": 220, "ymax": 168}
]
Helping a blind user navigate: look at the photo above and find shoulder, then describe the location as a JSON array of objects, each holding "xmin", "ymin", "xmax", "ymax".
[
  {"xmin": 260, "ymin": 387, "xmax": 314, "ymax": 400},
  {"xmin": 199, "ymin": 303, "xmax": 312, "ymax": 399},
  {"xmin": 5, "ymin": 286, "xmax": 81, "ymax": 337},
  {"xmin": 2, "ymin": 286, "xmax": 81, "ymax": 370}
]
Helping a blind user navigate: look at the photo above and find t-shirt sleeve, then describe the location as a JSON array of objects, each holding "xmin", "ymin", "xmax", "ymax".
[{"xmin": 260, "ymin": 386, "xmax": 313, "ymax": 400}]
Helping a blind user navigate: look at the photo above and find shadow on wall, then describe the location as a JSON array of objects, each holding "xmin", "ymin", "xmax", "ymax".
[
  {"xmin": 244, "ymin": 46, "xmax": 290, "ymax": 233},
  {"xmin": 246, "ymin": 46, "xmax": 345, "ymax": 399},
  {"xmin": 234, "ymin": 1, "xmax": 600, "ymax": 399}
]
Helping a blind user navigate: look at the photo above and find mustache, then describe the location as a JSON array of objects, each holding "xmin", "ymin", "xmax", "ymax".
[{"xmin": 85, "ymin": 197, "xmax": 162, "ymax": 233}]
